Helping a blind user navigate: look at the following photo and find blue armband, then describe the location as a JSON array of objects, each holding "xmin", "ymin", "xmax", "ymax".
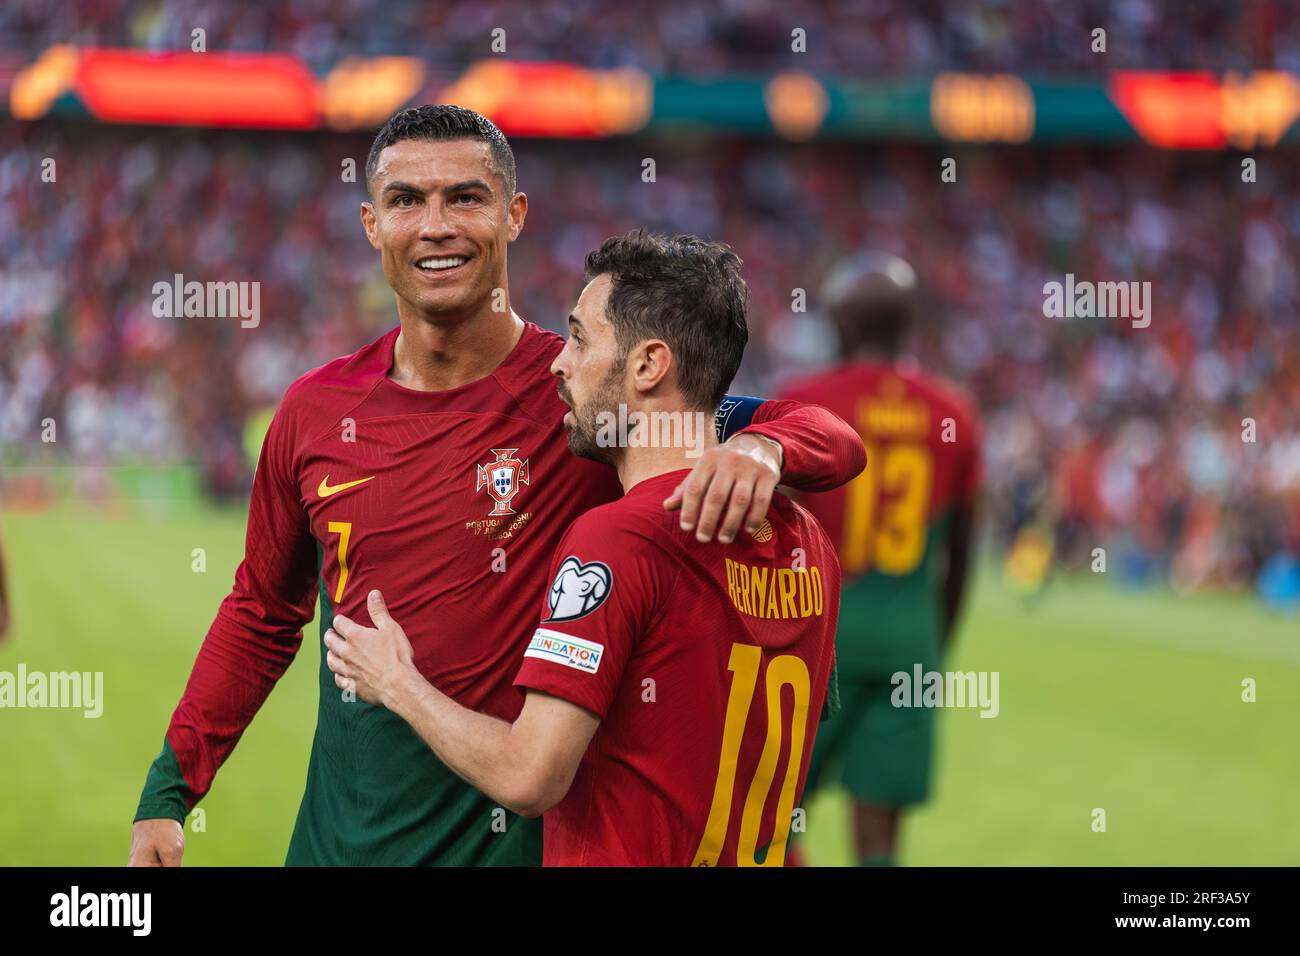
[{"xmin": 714, "ymin": 395, "xmax": 765, "ymax": 441}]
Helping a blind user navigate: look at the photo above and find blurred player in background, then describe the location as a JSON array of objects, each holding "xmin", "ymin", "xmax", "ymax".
[
  {"xmin": 128, "ymin": 106, "xmax": 864, "ymax": 866},
  {"xmin": 324, "ymin": 231, "xmax": 841, "ymax": 865},
  {"xmin": 780, "ymin": 253, "xmax": 981, "ymax": 866}
]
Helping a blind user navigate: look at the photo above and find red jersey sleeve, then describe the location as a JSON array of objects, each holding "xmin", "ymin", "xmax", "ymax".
[
  {"xmin": 135, "ymin": 393, "xmax": 318, "ymax": 823},
  {"xmin": 512, "ymin": 511, "xmax": 676, "ymax": 720},
  {"xmin": 738, "ymin": 399, "xmax": 866, "ymax": 492}
]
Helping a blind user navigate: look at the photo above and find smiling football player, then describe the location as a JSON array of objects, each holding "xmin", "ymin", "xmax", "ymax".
[{"xmin": 325, "ymin": 231, "xmax": 846, "ymax": 866}]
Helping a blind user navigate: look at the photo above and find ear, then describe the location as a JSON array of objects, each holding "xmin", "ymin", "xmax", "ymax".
[
  {"xmin": 360, "ymin": 202, "xmax": 380, "ymax": 251},
  {"xmin": 631, "ymin": 339, "xmax": 673, "ymax": 394},
  {"xmin": 507, "ymin": 192, "xmax": 528, "ymax": 243}
]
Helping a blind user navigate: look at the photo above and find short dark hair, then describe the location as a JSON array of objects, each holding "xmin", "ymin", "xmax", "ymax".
[
  {"xmin": 822, "ymin": 252, "xmax": 917, "ymax": 358},
  {"xmin": 365, "ymin": 104, "xmax": 517, "ymax": 199},
  {"xmin": 584, "ymin": 230, "xmax": 749, "ymax": 412}
]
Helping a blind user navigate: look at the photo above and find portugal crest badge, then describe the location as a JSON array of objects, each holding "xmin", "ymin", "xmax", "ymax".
[{"xmin": 476, "ymin": 448, "xmax": 530, "ymax": 516}]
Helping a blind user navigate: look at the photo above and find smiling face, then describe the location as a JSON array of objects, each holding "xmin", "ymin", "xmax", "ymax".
[
  {"xmin": 551, "ymin": 275, "xmax": 628, "ymax": 464},
  {"xmin": 361, "ymin": 137, "xmax": 526, "ymax": 323}
]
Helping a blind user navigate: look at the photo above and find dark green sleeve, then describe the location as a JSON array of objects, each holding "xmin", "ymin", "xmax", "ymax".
[
  {"xmin": 820, "ymin": 655, "xmax": 841, "ymax": 722},
  {"xmin": 134, "ymin": 738, "xmax": 191, "ymax": 824}
]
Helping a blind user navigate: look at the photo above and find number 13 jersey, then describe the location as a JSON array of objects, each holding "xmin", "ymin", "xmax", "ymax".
[{"xmin": 777, "ymin": 362, "xmax": 981, "ymax": 677}]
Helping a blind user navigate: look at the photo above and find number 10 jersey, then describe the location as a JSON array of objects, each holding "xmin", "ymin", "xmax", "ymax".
[{"xmin": 513, "ymin": 468, "xmax": 840, "ymax": 866}]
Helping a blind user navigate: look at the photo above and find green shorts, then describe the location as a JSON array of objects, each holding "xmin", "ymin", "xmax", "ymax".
[{"xmin": 806, "ymin": 674, "xmax": 935, "ymax": 808}]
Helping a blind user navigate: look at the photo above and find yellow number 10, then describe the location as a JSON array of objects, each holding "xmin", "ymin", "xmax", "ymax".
[{"xmin": 692, "ymin": 643, "xmax": 811, "ymax": 867}]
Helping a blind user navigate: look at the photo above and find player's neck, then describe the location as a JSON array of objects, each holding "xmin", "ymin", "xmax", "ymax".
[
  {"xmin": 614, "ymin": 408, "xmax": 719, "ymax": 493},
  {"xmin": 847, "ymin": 345, "xmax": 901, "ymax": 365},
  {"xmin": 390, "ymin": 306, "xmax": 525, "ymax": 392}
]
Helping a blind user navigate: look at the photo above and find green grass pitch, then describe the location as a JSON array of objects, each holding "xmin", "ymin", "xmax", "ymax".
[{"xmin": 1, "ymin": 503, "xmax": 1297, "ymax": 865}]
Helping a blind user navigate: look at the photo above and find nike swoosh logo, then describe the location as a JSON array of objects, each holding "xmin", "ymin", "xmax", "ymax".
[{"xmin": 317, "ymin": 475, "xmax": 375, "ymax": 498}]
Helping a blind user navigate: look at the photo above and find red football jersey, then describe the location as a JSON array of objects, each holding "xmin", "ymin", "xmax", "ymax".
[
  {"xmin": 777, "ymin": 360, "xmax": 982, "ymax": 581},
  {"xmin": 514, "ymin": 469, "xmax": 840, "ymax": 866},
  {"xmin": 776, "ymin": 359, "xmax": 981, "ymax": 676},
  {"xmin": 139, "ymin": 319, "xmax": 868, "ymax": 866}
]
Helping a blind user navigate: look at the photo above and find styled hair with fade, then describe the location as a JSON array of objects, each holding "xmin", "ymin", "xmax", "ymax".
[
  {"xmin": 584, "ymin": 230, "xmax": 749, "ymax": 412},
  {"xmin": 365, "ymin": 105, "xmax": 517, "ymax": 199}
]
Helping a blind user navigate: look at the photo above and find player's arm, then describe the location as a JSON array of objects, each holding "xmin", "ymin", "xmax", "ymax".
[
  {"xmin": 666, "ymin": 395, "xmax": 867, "ymax": 543},
  {"xmin": 326, "ymin": 591, "xmax": 598, "ymax": 818},
  {"xmin": 329, "ymin": 516, "xmax": 655, "ymax": 819},
  {"xmin": 941, "ymin": 499, "xmax": 976, "ymax": 650},
  {"xmin": 728, "ymin": 396, "xmax": 868, "ymax": 491},
  {"xmin": 129, "ymin": 398, "xmax": 318, "ymax": 865},
  {"xmin": 0, "ymin": 529, "xmax": 10, "ymax": 641},
  {"xmin": 941, "ymin": 406, "xmax": 983, "ymax": 651}
]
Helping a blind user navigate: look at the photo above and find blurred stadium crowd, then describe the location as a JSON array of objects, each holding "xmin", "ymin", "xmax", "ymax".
[
  {"xmin": 2, "ymin": 120, "xmax": 1298, "ymax": 596},
  {"xmin": 2, "ymin": 0, "xmax": 1296, "ymax": 75}
]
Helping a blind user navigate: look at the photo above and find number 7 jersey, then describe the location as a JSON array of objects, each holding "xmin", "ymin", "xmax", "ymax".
[
  {"xmin": 135, "ymin": 320, "xmax": 867, "ymax": 866},
  {"xmin": 513, "ymin": 469, "xmax": 840, "ymax": 866}
]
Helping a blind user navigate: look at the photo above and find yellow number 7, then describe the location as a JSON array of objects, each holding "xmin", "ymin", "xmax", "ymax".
[{"xmin": 327, "ymin": 521, "xmax": 352, "ymax": 604}]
